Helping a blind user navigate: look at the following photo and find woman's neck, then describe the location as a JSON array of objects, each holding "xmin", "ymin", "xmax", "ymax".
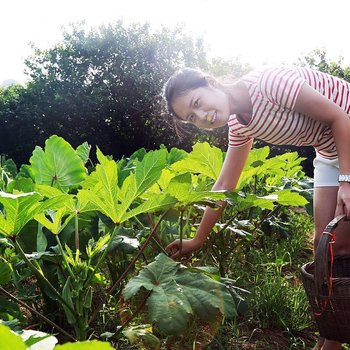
[{"xmin": 226, "ymin": 80, "xmax": 253, "ymax": 115}]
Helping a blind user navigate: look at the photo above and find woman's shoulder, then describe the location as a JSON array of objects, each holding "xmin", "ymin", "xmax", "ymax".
[{"xmin": 241, "ymin": 65, "xmax": 300, "ymax": 84}]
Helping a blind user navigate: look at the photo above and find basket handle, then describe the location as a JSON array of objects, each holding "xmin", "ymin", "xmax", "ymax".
[{"xmin": 314, "ymin": 214, "xmax": 347, "ymax": 297}]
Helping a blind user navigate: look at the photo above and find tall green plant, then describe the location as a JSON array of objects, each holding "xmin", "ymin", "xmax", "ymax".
[{"xmin": 0, "ymin": 136, "xmax": 232, "ymax": 342}]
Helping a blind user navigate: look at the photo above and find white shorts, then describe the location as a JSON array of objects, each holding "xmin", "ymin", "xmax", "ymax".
[{"xmin": 313, "ymin": 154, "xmax": 339, "ymax": 187}]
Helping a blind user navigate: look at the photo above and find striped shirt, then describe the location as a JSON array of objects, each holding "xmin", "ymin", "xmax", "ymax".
[{"xmin": 228, "ymin": 66, "xmax": 350, "ymax": 158}]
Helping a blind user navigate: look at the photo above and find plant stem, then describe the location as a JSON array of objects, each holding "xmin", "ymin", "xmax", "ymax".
[
  {"xmin": 75, "ymin": 211, "xmax": 80, "ymax": 253},
  {"xmin": 136, "ymin": 214, "xmax": 167, "ymax": 254},
  {"xmin": 55, "ymin": 235, "xmax": 75, "ymax": 279},
  {"xmin": 0, "ymin": 286, "xmax": 76, "ymax": 342},
  {"xmin": 146, "ymin": 213, "xmax": 165, "ymax": 246},
  {"xmin": 14, "ymin": 238, "xmax": 75, "ymax": 315},
  {"xmin": 88, "ymin": 209, "xmax": 170, "ymax": 325}
]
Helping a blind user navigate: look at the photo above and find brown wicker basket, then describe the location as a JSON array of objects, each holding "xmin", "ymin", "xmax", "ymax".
[{"xmin": 301, "ymin": 214, "xmax": 350, "ymax": 343}]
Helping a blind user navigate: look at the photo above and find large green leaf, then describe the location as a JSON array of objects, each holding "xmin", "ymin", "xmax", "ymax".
[
  {"xmin": 165, "ymin": 173, "xmax": 226, "ymax": 207},
  {"xmin": 82, "ymin": 148, "xmax": 168, "ymax": 223},
  {"xmin": 0, "ymin": 324, "xmax": 26, "ymax": 350},
  {"xmin": 172, "ymin": 142, "xmax": 223, "ymax": 181},
  {"xmin": 0, "ymin": 192, "xmax": 42, "ymax": 236},
  {"xmin": 273, "ymin": 190, "xmax": 309, "ymax": 206},
  {"xmin": 123, "ymin": 253, "xmax": 179, "ymax": 298},
  {"xmin": 123, "ymin": 254, "xmax": 237, "ymax": 335},
  {"xmin": 166, "ymin": 147, "xmax": 188, "ymax": 165},
  {"xmin": 134, "ymin": 149, "xmax": 167, "ymax": 196},
  {"xmin": 120, "ymin": 194, "xmax": 177, "ymax": 223},
  {"xmin": 35, "ymin": 208, "xmax": 74, "ymax": 235},
  {"xmin": 147, "ymin": 282, "xmax": 192, "ymax": 335},
  {"xmin": 0, "ymin": 191, "xmax": 71, "ymax": 236},
  {"xmin": 118, "ymin": 150, "xmax": 167, "ymax": 213},
  {"xmin": 76, "ymin": 142, "xmax": 91, "ymax": 165},
  {"xmin": 175, "ymin": 269, "xmax": 237, "ymax": 319},
  {"xmin": 79, "ymin": 148, "xmax": 120, "ymax": 222},
  {"xmin": 29, "ymin": 135, "xmax": 86, "ymax": 192}
]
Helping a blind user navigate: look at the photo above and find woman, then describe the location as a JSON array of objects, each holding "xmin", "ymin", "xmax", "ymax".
[{"xmin": 163, "ymin": 66, "xmax": 350, "ymax": 350}]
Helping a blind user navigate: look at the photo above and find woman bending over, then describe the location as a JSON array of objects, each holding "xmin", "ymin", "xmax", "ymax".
[{"xmin": 164, "ymin": 66, "xmax": 350, "ymax": 350}]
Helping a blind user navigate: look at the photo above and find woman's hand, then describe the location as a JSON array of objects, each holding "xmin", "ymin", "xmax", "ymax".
[
  {"xmin": 166, "ymin": 238, "xmax": 203, "ymax": 259},
  {"xmin": 336, "ymin": 183, "xmax": 350, "ymax": 218}
]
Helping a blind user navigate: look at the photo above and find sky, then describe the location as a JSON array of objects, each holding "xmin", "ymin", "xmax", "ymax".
[{"xmin": 2, "ymin": 0, "xmax": 350, "ymax": 84}]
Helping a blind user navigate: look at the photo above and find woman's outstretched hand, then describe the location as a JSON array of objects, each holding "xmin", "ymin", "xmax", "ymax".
[
  {"xmin": 336, "ymin": 183, "xmax": 350, "ymax": 218},
  {"xmin": 166, "ymin": 238, "xmax": 203, "ymax": 260}
]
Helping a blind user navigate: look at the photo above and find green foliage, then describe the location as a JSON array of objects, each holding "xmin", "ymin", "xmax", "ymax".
[
  {"xmin": 172, "ymin": 142, "xmax": 224, "ymax": 181},
  {"xmin": 0, "ymin": 324, "xmax": 26, "ymax": 350},
  {"xmin": 0, "ymin": 155, "xmax": 17, "ymax": 190},
  {"xmin": 122, "ymin": 324, "xmax": 160, "ymax": 349},
  {"xmin": 0, "ymin": 262, "xmax": 12, "ymax": 284},
  {"xmin": 0, "ymin": 137, "xmax": 313, "ymax": 347},
  {"xmin": 298, "ymin": 48, "xmax": 350, "ymax": 82},
  {"xmin": 0, "ymin": 137, "xmax": 236, "ymax": 343},
  {"xmin": 30, "ymin": 135, "xmax": 86, "ymax": 192},
  {"xmin": 172, "ymin": 144, "xmax": 312, "ymax": 278},
  {"xmin": 124, "ymin": 253, "xmax": 236, "ymax": 335},
  {"xmin": 0, "ymin": 323, "xmax": 114, "ymax": 350}
]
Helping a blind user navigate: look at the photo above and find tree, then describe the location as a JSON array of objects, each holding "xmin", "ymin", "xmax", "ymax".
[
  {"xmin": 18, "ymin": 21, "xmax": 210, "ymax": 162},
  {"xmin": 0, "ymin": 21, "xmax": 209, "ymax": 164}
]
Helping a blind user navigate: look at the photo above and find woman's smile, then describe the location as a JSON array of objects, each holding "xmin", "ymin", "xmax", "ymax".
[{"xmin": 206, "ymin": 111, "xmax": 217, "ymax": 124}]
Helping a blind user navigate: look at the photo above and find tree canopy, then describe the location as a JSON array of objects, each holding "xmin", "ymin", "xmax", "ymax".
[
  {"xmin": 0, "ymin": 21, "xmax": 215, "ymax": 164},
  {"xmin": 1, "ymin": 23, "xmax": 349, "ymax": 168}
]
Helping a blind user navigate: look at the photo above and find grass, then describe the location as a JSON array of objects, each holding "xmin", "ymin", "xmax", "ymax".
[{"xmin": 205, "ymin": 211, "xmax": 319, "ymax": 350}]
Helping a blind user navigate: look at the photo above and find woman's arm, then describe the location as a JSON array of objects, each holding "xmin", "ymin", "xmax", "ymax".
[
  {"xmin": 166, "ymin": 139, "xmax": 253, "ymax": 259},
  {"xmin": 294, "ymin": 83, "xmax": 350, "ymax": 217}
]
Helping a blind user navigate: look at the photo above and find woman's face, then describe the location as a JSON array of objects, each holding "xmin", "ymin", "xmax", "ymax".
[{"xmin": 171, "ymin": 85, "xmax": 231, "ymax": 129}]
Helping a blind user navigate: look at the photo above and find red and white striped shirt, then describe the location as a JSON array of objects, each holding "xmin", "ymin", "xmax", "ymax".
[{"xmin": 228, "ymin": 66, "xmax": 350, "ymax": 158}]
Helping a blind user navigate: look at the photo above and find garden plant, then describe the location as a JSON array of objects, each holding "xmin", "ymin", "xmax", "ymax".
[{"xmin": 0, "ymin": 135, "xmax": 313, "ymax": 349}]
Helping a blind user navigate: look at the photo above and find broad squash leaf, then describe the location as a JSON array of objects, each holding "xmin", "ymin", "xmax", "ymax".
[
  {"xmin": 0, "ymin": 192, "xmax": 42, "ymax": 236},
  {"xmin": 124, "ymin": 254, "xmax": 237, "ymax": 335},
  {"xmin": 165, "ymin": 173, "xmax": 226, "ymax": 207},
  {"xmin": 82, "ymin": 148, "xmax": 168, "ymax": 223},
  {"xmin": 29, "ymin": 135, "xmax": 86, "ymax": 192},
  {"xmin": 273, "ymin": 190, "xmax": 309, "ymax": 206},
  {"xmin": 80, "ymin": 148, "xmax": 120, "ymax": 222},
  {"xmin": 172, "ymin": 142, "xmax": 223, "ymax": 181},
  {"xmin": 0, "ymin": 191, "xmax": 71, "ymax": 237},
  {"xmin": 120, "ymin": 194, "xmax": 177, "ymax": 223}
]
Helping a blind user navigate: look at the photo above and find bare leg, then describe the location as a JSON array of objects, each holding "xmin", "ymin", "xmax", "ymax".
[{"xmin": 313, "ymin": 187, "xmax": 350, "ymax": 350}]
